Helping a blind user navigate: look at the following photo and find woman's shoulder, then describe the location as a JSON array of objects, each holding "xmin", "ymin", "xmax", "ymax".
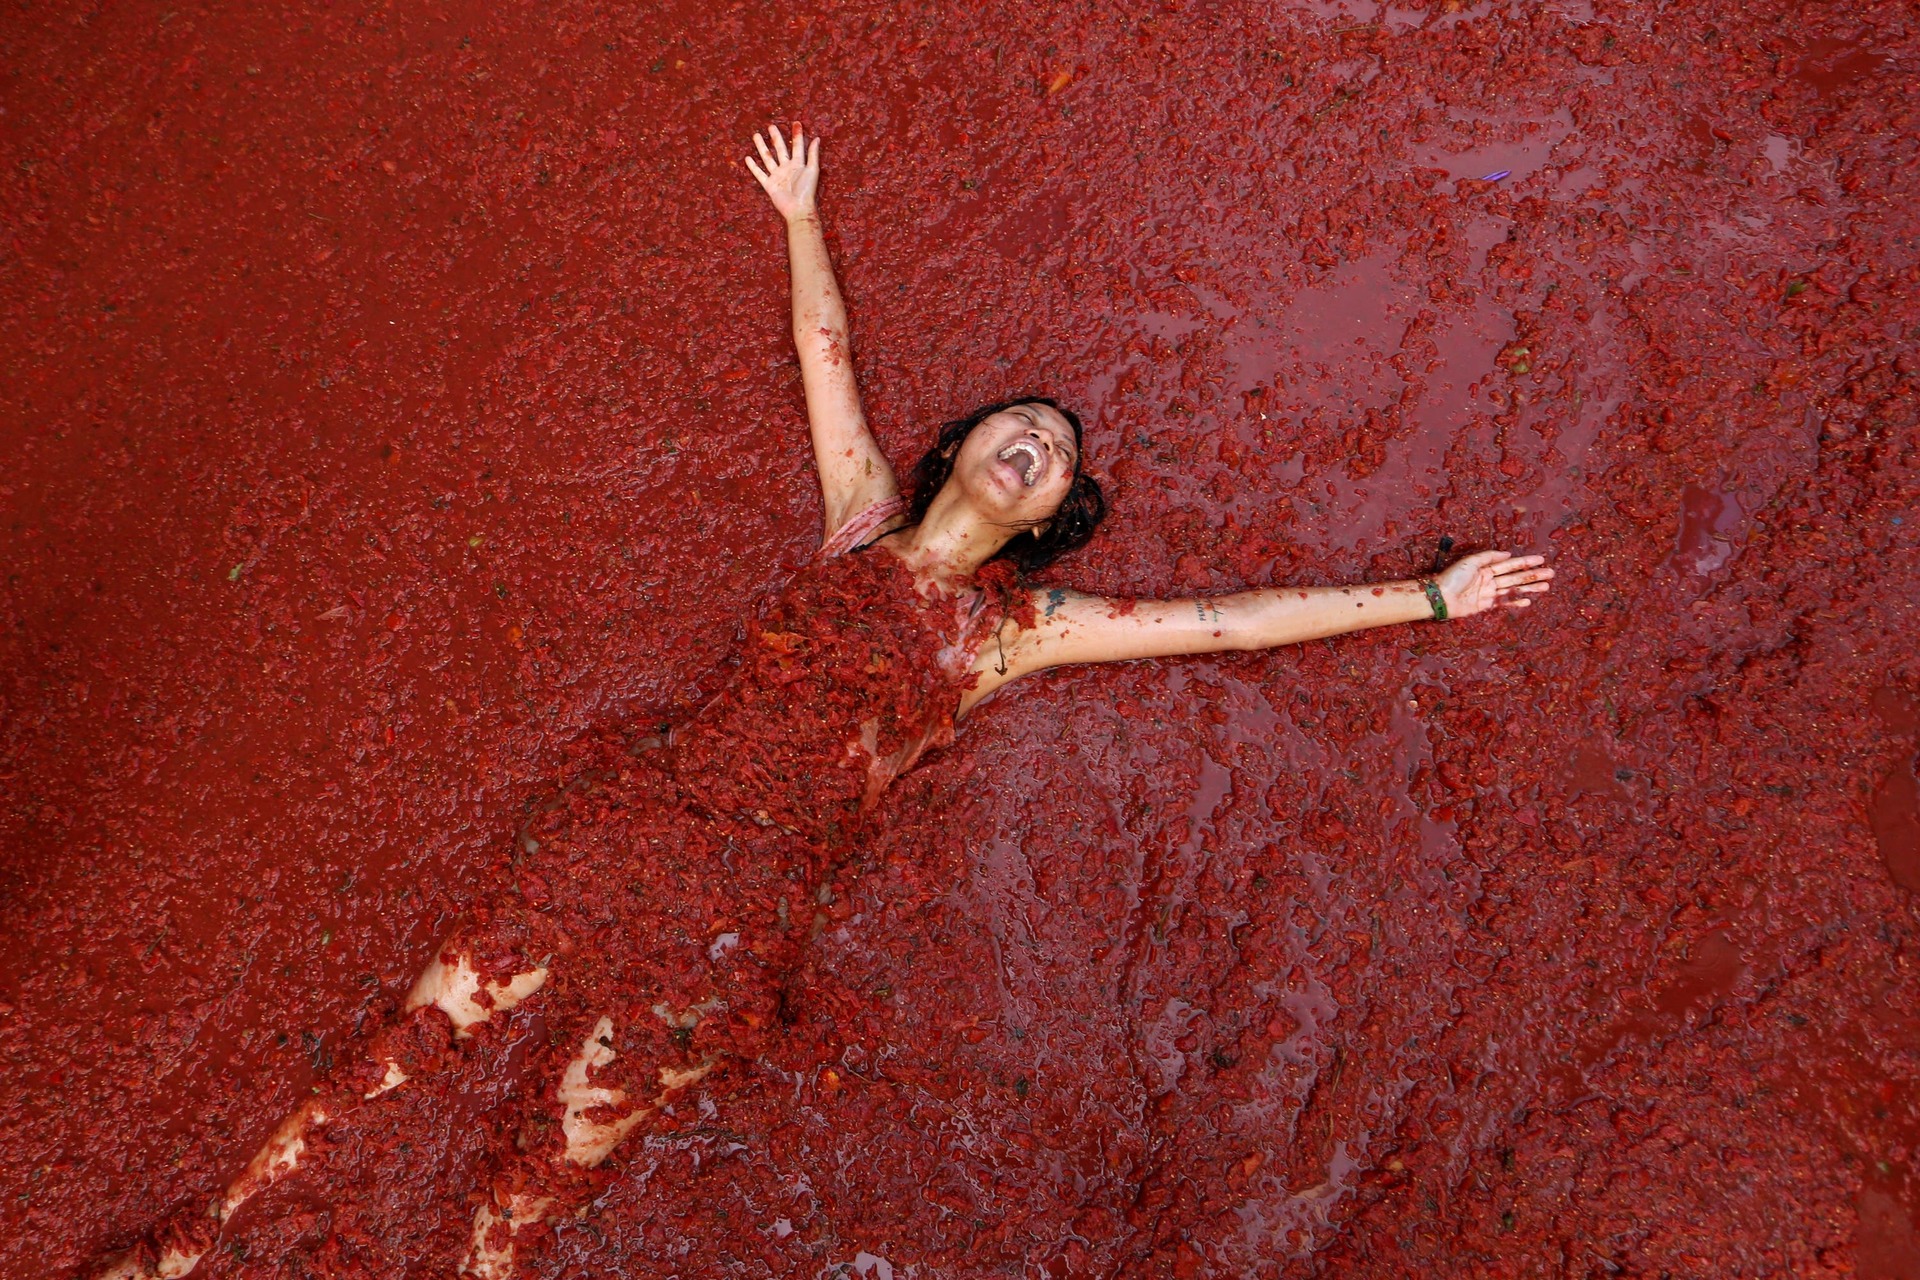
[{"xmin": 819, "ymin": 493, "xmax": 910, "ymax": 558}]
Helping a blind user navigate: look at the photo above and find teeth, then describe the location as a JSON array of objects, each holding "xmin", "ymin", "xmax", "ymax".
[{"xmin": 997, "ymin": 440, "xmax": 1044, "ymax": 487}]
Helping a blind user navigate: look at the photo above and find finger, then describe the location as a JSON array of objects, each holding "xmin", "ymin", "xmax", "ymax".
[
  {"xmin": 1450, "ymin": 550, "xmax": 1507, "ymax": 575},
  {"xmin": 808, "ymin": 135, "xmax": 820, "ymax": 169},
  {"xmin": 770, "ymin": 124, "xmax": 789, "ymax": 163},
  {"xmin": 754, "ymin": 132, "xmax": 775, "ymax": 169},
  {"xmin": 745, "ymin": 156, "xmax": 768, "ymax": 185},
  {"xmin": 792, "ymin": 122, "xmax": 804, "ymax": 155}
]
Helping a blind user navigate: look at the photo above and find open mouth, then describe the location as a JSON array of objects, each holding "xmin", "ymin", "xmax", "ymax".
[{"xmin": 996, "ymin": 439, "xmax": 1046, "ymax": 487}]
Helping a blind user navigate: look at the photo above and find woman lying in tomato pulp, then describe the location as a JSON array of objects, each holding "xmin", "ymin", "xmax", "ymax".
[{"xmin": 94, "ymin": 123, "xmax": 1553, "ymax": 1280}]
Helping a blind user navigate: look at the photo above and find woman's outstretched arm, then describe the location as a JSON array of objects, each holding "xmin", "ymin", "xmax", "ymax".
[
  {"xmin": 745, "ymin": 123, "xmax": 900, "ymax": 540},
  {"xmin": 967, "ymin": 551, "xmax": 1553, "ymax": 699}
]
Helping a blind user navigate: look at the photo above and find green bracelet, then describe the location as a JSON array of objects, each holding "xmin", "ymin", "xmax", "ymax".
[{"xmin": 1421, "ymin": 579, "xmax": 1448, "ymax": 621}]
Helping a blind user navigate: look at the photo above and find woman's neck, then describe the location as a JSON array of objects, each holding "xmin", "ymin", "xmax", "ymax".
[{"xmin": 879, "ymin": 495, "xmax": 1014, "ymax": 592}]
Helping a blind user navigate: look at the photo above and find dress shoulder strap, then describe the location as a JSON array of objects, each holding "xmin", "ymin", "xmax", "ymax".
[{"xmin": 819, "ymin": 493, "xmax": 909, "ymax": 559}]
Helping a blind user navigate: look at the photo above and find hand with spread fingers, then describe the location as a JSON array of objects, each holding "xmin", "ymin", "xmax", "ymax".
[
  {"xmin": 745, "ymin": 122, "xmax": 821, "ymax": 223},
  {"xmin": 1435, "ymin": 550, "xmax": 1555, "ymax": 619}
]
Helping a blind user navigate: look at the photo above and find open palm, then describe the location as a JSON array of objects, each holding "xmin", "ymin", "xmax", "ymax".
[
  {"xmin": 1436, "ymin": 550, "xmax": 1555, "ymax": 619},
  {"xmin": 745, "ymin": 123, "xmax": 820, "ymax": 221}
]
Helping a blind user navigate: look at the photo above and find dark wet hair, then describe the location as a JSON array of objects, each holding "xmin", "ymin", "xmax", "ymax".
[{"xmin": 902, "ymin": 396, "xmax": 1107, "ymax": 574}]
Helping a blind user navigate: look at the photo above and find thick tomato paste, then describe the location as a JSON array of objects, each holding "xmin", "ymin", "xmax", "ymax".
[{"xmin": 1, "ymin": 0, "xmax": 1915, "ymax": 1276}]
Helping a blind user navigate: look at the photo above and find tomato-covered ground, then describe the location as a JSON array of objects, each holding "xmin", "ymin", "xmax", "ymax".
[{"xmin": 2, "ymin": 1, "xmax": 1916, "ymax": 1276}]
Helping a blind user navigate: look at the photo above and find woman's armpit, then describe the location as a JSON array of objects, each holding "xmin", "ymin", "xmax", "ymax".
[{"xmin": 819, "ymin": 492, "xmax": 908, "ymax": 557}]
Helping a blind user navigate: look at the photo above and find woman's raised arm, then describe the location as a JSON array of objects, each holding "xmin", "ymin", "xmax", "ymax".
[
  {"xmin": 745, "ymin": 123, "xmax": 900, "ymax": 541},
  {"xmin": 965, "ymin": 552, "xmax": 1554, "ymax": 703}
]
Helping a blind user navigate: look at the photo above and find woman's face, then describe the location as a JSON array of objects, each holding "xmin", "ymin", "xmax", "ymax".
[{"xmin": 951, "ymin": 402, "xmax": 1080, "ymax": 527}]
